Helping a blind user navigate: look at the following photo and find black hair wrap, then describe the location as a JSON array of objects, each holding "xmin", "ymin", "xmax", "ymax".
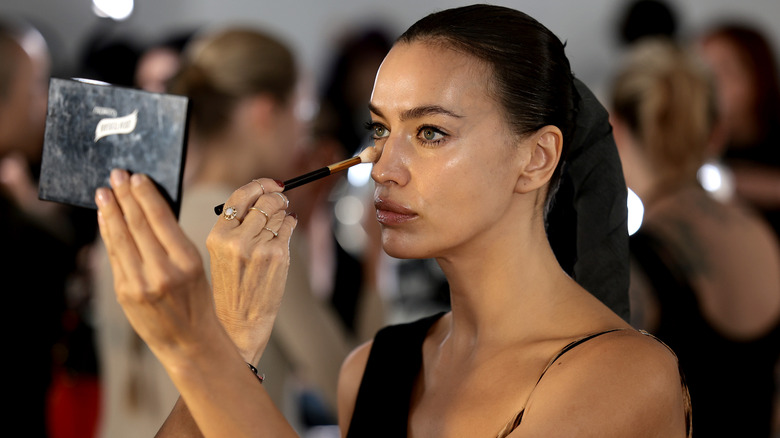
[{"xmin": 546, "ymin": 78, "xmax": 630, "ymax": 321}]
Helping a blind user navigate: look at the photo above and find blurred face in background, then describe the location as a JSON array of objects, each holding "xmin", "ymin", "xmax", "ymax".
[
  {"xmin": 0, "ymin": 35, "xmax": 50, "ymax": 160},
  {"xmin": 135, "ymin": 47, "xmax": 181, "ymax": 93},
  {"xmin": 698, "ymin": 36, "xmax": 756, "ymax": 145},
  {"xmin": 242, "ymin": 82, "xmax": 312, "ymax": 182}
]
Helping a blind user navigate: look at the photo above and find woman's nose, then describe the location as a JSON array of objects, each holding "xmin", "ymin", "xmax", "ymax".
[{"xmin": 370, "ymin": 136, "xmax": 410, "ymax": 187}]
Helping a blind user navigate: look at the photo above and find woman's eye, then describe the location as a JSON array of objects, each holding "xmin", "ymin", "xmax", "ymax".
[
  {"xmin": 365, "ymin": 122, "xmax": 389, "ymax": 140},
  {"xmin": 374, "ymin": 125, "xmax": 388, "ymax": 138},
  {"xmin": 419, "ymin": 127, "xmax": 444, "ymax": 143}
]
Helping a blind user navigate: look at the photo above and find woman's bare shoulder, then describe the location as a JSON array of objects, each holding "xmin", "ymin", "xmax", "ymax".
[
  {"xmin": 512, "ymin": 330, "xmax": 689, "ymax": 437},
  {"xmin": 336, "ymin": 340, "xmax": 374, "ymax": 436}
]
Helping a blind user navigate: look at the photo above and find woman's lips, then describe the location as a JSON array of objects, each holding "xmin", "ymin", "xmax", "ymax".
[{"xmin": 374, "ymin": 198, "xmax": 418, "ymax": 225}]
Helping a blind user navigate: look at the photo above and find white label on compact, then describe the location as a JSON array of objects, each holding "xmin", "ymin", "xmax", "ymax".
[{"xmin": 95, "ymin": 109, "xmax": 138, "ymax": 141}]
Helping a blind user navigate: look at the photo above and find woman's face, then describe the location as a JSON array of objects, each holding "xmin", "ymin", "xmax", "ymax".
[{"xmin": 369, "ymin": 41, "xmax": 529, "ymax": 260}]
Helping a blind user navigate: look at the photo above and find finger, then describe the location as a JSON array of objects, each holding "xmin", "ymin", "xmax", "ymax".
[
  {"xmin": 258, "ymin": 210, "xmax": 286, "ymax": 240},
  {"xmin": 275, "ymin": 213, "xmax": 298, "ymax": 243},
  {"xmin": 96, "ymin": 205, "xmax": 128, "ymax": 287},
  {"xmin": 240, "ymin": 188, "xmax": 288, "ymax": 231},
  {"xmin": 214, "ymin": 178, "xmax": 282, "ymax": 230},
  {"xmin": 253, "ymin": 177, "xmax": 284, "ymax": 195},
  {"xmin": 95, "ymin": 186, "xmax": 142, "ymax": 288},
  {"xmin": 272, "ymin": 191, "xmax": 289, "ymax": 209},
  {"xmin": 109, "ymin": 170, "xmax": 169, "ymax": 265},
  {"xmin": 127, "ymin": 173, "xmax": 199, "ymax": 262},
  {"xmin": 242, "ymin": 205, "xmax": 271, "ymax": 232}
]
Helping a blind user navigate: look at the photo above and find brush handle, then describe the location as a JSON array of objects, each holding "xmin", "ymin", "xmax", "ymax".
[
  {"xmin": 213, "ymin": 156, "xmax": 363, "ymax": 215},
  {"xmin": 283, "ymin": 167, "xmax": 330, "ymax": 191}
]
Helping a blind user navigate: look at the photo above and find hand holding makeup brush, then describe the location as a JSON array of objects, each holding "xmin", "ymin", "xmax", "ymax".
[{"xmin": 214, "ymin": 145, "xmax": 381, "ymax": 216}]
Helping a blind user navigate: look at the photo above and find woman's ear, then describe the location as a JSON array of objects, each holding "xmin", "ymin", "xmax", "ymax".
[{"xmin": 515, "ymin": 125, "xmax": 562, "ymax": 194}]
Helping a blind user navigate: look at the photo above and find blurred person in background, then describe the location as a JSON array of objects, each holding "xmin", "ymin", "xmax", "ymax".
[
  {"xmin": 697, "ymin": 22, "xmax": 780, "ymax": 237},
  {"xmin": 287, "ymin": 100, "xmax": 387, "ymax": 347},
  {"xmin": 320, "ymin": 27, "xmax": 393, "ymax": 160},
  {"xmin": 610, "ymin": 38, "xmax": 780, "ymax": 438},
  {"xmin": 615, "ymin": 0, "xmax": 678, "ymax": 47},
  {"xmin": 77, "ymin": 31, "xmax": 139, "ymax": 88},
  {"xmin": 0, "ymin": 17, "xmax": 62, "ymax": 230},
  {"xmin": 313, "ymin": 26, "xmax": 399, "ymax": 335},
  {"xmin": 133, "ymin": 31, "xmax": 193, "ymax": 94},
  {"xmin": 91, "ymin": 26, "xmax": 353, "ymax": 437},
  {"xmin": 0, "ymin": 17, "xmax": 99, "ymax": 438}
]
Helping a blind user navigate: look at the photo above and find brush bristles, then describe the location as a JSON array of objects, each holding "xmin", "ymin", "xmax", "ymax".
[{"xmin": 358, "ymin": 145, "xmax": 380, "ymax": 164}]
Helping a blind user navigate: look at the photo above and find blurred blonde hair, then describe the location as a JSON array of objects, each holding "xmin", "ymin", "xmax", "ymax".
[
  {"xmin": 610, "ymin": 38, "xmax": 717, "ymax": 182},
  {"xmin": 169, "ymin": 27, "xmax": 297, "ymax": 141}
]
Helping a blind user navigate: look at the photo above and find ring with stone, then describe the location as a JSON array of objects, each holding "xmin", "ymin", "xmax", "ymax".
[
  {"xmin": 263, "ymin": 226, "xmax": 278, "ymax": 237},
  {"xmin": 223, "ymin": 206, "xmax": 239, "ymax": 220}
]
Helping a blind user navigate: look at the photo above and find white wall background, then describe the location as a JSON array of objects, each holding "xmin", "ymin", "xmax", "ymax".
[{"xmin": 3, "ymin": 0, "xmax": 780, "ymax": 98}]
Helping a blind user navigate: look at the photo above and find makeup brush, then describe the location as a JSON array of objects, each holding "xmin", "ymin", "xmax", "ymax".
[{"xmin": 214, "ymin": 145, "xmax": 380, "ymax": 215}]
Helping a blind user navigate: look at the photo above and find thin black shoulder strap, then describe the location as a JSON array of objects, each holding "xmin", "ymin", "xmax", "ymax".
[
  {"xmin": 495, "ymin": 329, "xmax": 624, "ymax": 438},
  {"xmin": 497, "ymin": 328, "xmax": 692, "ymax": 438},
  {"xmin": 536, "ymin": 329, "xmax": 624, "ymax": 388}
]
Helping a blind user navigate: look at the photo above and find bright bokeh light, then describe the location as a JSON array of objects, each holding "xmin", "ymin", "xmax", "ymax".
[
  {"xmin": 627, "ymin": 187, "xmax": 644, "ymax": 236},
  {"xmin": 334, "ymin": 195, "xmax": 365, "ymax": 226},
  {"xmin": 92, "ymin": 0, "xmax": 134, "ymax": 21},
  {"xmin": 697, "ymin": 160, "xmax": 735, "ymax": 202},
  {"xmin": 347, "ymin": 162, "xmax": 372, "ymax": 187},
  {"xmin": 698, "ymin": 163, "xmax": 722, "ymax": 193}
]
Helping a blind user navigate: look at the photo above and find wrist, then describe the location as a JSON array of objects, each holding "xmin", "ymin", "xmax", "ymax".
[
  {"xmin": 159, "ymin": 319, "xmax": 237, "ymax": 384},
  {"xmin": 216, "ymin": 313, "xmax": 275, "ymax": 363}
]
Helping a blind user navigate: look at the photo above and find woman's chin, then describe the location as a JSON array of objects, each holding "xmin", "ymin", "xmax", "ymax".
[{"xmin": 381, "ymin": 235, "xmax": 433, "ymax": 260}]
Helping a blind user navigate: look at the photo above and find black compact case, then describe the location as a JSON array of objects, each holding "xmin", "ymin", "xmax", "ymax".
[{"xmin": 39, "ymin": 78, "xmax": 190, "ymax": 218}]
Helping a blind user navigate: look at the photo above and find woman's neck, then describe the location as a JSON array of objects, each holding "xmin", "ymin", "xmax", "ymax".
[{"xmin": 435, "ymin": 210, "xmax": 575, "ymax": 350}]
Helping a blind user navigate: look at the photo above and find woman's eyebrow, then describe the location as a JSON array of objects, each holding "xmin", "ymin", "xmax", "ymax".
[{"xmin": 368, "ymin": 103, "xmax": 463, "ymax": 121}]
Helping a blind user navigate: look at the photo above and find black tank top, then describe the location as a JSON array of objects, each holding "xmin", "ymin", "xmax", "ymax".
[{"xmin": 346, "ymin": 312, "xmax": 692, "ymax": 437}]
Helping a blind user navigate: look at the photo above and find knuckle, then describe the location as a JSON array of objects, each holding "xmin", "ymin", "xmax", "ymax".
[
  {"xmin": 116, "ymin": 275, "xmax": 159, "ymax": 304},
  {"xmin": 146, "ymin": 204, "xmax": 170, "ymax": 224},
  {"xmin": 205, "ymin": 231, "xmax": 220, "ymax": 252},
  {"xmin": 181, "ymin": 252, "xmax": 205, "ymax": 277},
  {"xmin": 224, "ymin": 238, "xmax": 246, "ymax": 256},
  {"xmin": 148, "ymin": 271, "xmax": 176, "ymax": 294},
  {"xmin": 234, "ymin": 184, "xmax": 256, "ymax": 201},
  {"xmin": 110, "ymin": 228, "xmax": 132, "ymax": 248},
  {"xmin": 256, "ymin": 243, "xmax": 288, "ymax": 262},
  {"xmin": 125, "ymin": 210, "xmax": 145, "ymax": 230}
]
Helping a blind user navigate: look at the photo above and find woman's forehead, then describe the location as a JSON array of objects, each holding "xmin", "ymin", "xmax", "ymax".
[{"xmin": 370, "ymin": 41, "xmax": 492, "ymax": 114}]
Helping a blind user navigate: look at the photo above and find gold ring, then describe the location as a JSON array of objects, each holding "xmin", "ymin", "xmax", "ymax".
[
  {"xmin": 252, "ymin": 179, "xmax": 265, "ymax": 194},
  {"xmin": 249, "ymin": 207, "xmax": 269, "ymax": 219},
  {"xmin": 223, "ymin": 206, "xmax": 238, "ymax": 220},
  {"xmin": 263, "ymin": 226, "xmax": 278, "ymax": 237}
]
